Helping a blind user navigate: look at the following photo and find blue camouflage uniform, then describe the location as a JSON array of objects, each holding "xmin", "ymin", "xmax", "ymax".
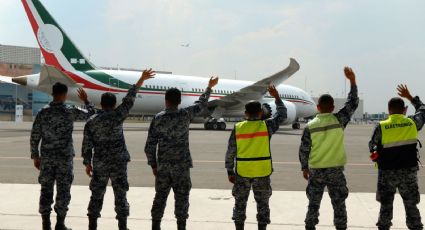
[
  {"xmin": 145, "ymin": 88, "xmax": 211, "ymax": 222},
  {"xmin": 30, "ymin": 100, "xmax": 95, "ymax": 217},
  {"xmin": 299, "ymin": 85, "xmax": 359, "ymax": 230},
  {"xmin": 82, "ymin": 85, "xmax": 140, "ymax": 220},
  {"xmin": 369, "ymin": 96, "xmax": 425, "ymax": 230},
  {"xmin": 225, "ymin": 97, "xmax": 287, "ymax": 225}
]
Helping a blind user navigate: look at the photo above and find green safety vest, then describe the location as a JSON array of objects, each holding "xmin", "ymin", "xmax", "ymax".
[
  {"xmin": 307, "ymin": 113, "xmax": 346, "ymax": 169},
  {"xmin": 235, "ymin": 120, "xmax": 272, "ymax": 178},
  {"xmin": 378, "ymin": 114, "xmax": 418, "ymax": 169}
]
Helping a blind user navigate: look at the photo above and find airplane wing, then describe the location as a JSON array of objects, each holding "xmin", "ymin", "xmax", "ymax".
[
  {"xmin": 209, "ymin": 58, "xmax": 300, "ymax": 110},
  {"xmin": 0, "ymin": 75, "xmax": 17, "ymax": 85}
]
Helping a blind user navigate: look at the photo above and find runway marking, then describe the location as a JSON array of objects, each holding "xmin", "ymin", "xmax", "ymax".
[{"xmin": 0, "ymin": 156, "xmax": 374, "ymax": 167}]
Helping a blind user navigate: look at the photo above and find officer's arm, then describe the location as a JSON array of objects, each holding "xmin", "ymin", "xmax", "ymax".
[
  {"xmin": 115, "ymin": 85, "xmax": 138, "ymax": 121},
  {"xmin": 409, "ymin": 96, "xmax": 425, "ymax": 131},
  {"xmin": 185, "ymin": 87, "xmax": 212, "ymax": 120},
  {"xmin": 116, "ymin": 69, "xmax": 156, "ymax": 121},
  {"xmin": 225, "ymin": 129, "xmax": 237, "ymax": 176},
  {"xmin": 82, "ymin": 122, "xmax": 94, "ymax": 166},
  {"xmin": 71, "ymin": 102, "xmax": 96, "ymax": 121},
  {"xmin": 71, "ymin": 88, "xmax": 96, "ymax": 121},
  {"xmin": 30, "ymin": 113, "xmax": 42, "ymax": 159},
  {"xmin": 299, "ymin": 127, "xmax": 312, "ymax": 170},
  {"xmin": 145, "ymin": 118, "xmax": 159, "ymax": 169},
  {"xmin": 369, "ymin": 124, "xmax": 382, "ymax": 153},
  {"xmin": 265, "ymin": 97, "xmax": 287, "ymax": 135},
  {"xmin": 335, "ymin": 68, "xmax": 359, "ymax": 128},
  {"xmin": 185, "ymin": 77, "xmax": 217, "ymax": 120},
  {"xmin": 335, "ymin": 85, "xmax": 359, "ymax": 128}
]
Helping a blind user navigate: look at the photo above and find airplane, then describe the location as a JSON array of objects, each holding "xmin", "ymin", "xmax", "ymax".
[{"xmin": 1, "ymin": 0, "xmax": 317, "ymax": 130}]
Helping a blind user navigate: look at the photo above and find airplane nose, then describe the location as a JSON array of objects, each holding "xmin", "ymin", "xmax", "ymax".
[{"xmin": 12, "ymin": 76, "xmax": 27, "ymax": 86}]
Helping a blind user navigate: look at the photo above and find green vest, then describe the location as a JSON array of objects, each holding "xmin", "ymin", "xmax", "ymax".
[
  {"xmin": 378, "ymin": 114, "xmax": 418, "ymax": 169},
  {"xmin": 235, "ymin": 120, "xmax": 272, "ymax": 178},
  {"xmin": 307, "ymin": 113, "xmax": 346, "ymax": 169}
]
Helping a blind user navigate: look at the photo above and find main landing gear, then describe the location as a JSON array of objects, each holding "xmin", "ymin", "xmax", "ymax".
[
  {"xmin": 292, "ymin": 122, "xmax": 301, "ymax": 130},
  {"xmin": 204, "ymin": 118, "xmax": 227, "ymax": 130}
]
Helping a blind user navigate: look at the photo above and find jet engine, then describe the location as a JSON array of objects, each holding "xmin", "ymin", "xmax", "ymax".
[{"xmin": 262, "ymin": 101, "xmax": 297, "ymax": 125}]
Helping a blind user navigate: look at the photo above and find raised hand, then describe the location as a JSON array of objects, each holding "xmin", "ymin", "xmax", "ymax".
[
  {"xmin": 344, "ymin": 67, "xmax": 356, "ymax": 85},
  {"xmin": 208, "ymin": 76, "xmax": 219, "ymax": 89},
  {"xmin": 85, "ymin": 164, "xmax": 93, "ymax": 177},
  {"xmin": 397, "ymin": 84, "xmax": 413, "ymax": 101},
  {"xmin": 268, "ymin": 85, "xmax": 279, "ymax": 99},
  {"xmin": 77, "ymin": 88, "xmax": 88, "ymax": 103},
  {"xmin": 303, "ymin": 169, "xmax": 310, "ymax": 180},
  {"xmin": 33, "ymin": 158, "xmax": 41, "ymax": 170},
  {"xmin": 228, "ymin": 175, "xmax": 236, "ymax": 184},
  {"xmin": 136, "ymin": 68, "xmax": 156, "ymax": 87}
]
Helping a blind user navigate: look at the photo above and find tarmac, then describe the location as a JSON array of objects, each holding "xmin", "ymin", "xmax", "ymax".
[
  {"xmin": 0, "ymin": 121, "xmax": 424, "ymax": 229},
  {"xmin": 0, "ymin": 184, "xmax": 422, "ymax": 230}
]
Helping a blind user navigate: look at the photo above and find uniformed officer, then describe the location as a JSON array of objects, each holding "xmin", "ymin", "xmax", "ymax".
[
  {"xmin": 299, "ymin": 67, "xmax": 359, "ymax": 230},
  {"xmin": 369, "ymin": 84, "xmax": 425, "ymax": 230},
  {"xmin": 145, "ymin": 76, "xmax": 219, "ymax": 230},
  {"xmin": 31, "ymin": 83, "xmax": 95, "ymax": 230},
  {"xmin": 225, "ymin": 85, "xmax": 287, "ymax": 230},
  {"xmin": 82, "ymin": 69, "xmax": 156, "ymax": 230}
]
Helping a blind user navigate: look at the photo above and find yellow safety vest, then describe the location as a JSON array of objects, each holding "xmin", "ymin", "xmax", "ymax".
[
  {"xmin": 307, "ymin": 113, "xmax": 346, "ymax": 169},
  {"xmin": 378, "ymin": 114, "xmax": 418, "ymax": 169},
  {"xmin": 235, "ymin": 120, "xmax": 272, "ymax": 178}
]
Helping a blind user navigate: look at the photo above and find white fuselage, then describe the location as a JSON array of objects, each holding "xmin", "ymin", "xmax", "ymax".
[{"xmin": 26, "ymin": 69, "xmax": 317, "ymax": 121}]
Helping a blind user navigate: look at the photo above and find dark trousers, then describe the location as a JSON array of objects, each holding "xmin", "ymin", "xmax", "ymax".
[
  {"xmin": 151, "ymin": 165, "xmax": 192, "ymax": 221},
  {"xmin": 305, "ymin": 168, "xmax": 348, "ymax": 229},
  {"xmin": 376, "ymin": 168, "xmax": 423, "ymax": 230},
  {"xmin": 38, "ymin": 158, "xmax": 74, "ymax": 217},
  {"xmin": 87, "ymin": 162, "xmax": 129, "ymax": 219},
  {"xmin": 232, "ymin": 175, "xmax": 272, "ymax": 225}
]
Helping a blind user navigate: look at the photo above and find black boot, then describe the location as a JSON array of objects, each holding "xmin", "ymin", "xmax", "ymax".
[
  {"xmin": 305, "ymin": 226, "xmax": 316, "ymax": 230},
  {"xmin": 152, "ymin": 220, "xmax": 161, "ymax": 230},
  {"xmin": 118, "ymin": 218, "xmax": 129, "ymax": 230},
  {"xmin": 258, "ymin": 223, "xmax": 267, "ymax": 230},
  {"xmin": 55, "ymin": 216, "xmax": 71, "ymax": 230},
  {"xmin": 88, "ymin": 217, "xmax": 97, "ymax": 230},
  {"xmin": 42, "ymin": 215, "xmax": 51, "ymax": 230},
  {"xmin": 177, "ymin": 220, "xmax": 186, "ymax": 230},
  {"xmin": 235, "ymin": 222, "xmax": 244, "ymax": 230}
]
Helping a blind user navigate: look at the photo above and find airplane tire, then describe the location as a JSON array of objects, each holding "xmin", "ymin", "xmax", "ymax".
[
  {"xmin": 212, "ymin": 123, "xmax": 219, "ymax": 130},
  {"xmin": 205, "ymin": 123, "xmax": 212, "ymax": 130},
  {"xmin": 219, "ymin": 122, "xmax": 226, "ymax": 130},
  {"xmin": 292, "ymin": 123, "xmax": 301, "ymax": 130}
]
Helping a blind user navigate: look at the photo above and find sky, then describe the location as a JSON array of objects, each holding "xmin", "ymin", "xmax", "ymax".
[{"xmin": 1, "ymin": 0, "xmax": 425, "ymax": 113}]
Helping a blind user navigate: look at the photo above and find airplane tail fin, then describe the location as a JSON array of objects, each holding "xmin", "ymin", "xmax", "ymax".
[{"xmin": 21, "ymin": 0, "xmax": 97, "ymax": 72}]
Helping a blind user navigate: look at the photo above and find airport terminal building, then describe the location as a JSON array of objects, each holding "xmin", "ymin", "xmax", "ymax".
[{"xmin": 0, "ymin": 44, "xmax": 47, "ymax": 121}]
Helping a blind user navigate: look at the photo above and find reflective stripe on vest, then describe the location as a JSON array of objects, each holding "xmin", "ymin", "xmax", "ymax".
[
  {"xmin": 307, "ymin": 113, "xmax": 346, "ymax": 169},
  {"xmin": 235, "ymin": 120, "xmax": 272, "ymax": 178},
  {"xmin": 378, "ymin": 114, "xmax": 418, "ymax": 169}
]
